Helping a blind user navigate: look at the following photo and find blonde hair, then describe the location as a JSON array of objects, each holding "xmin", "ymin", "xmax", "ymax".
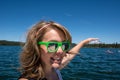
[{"xmin": 19, "ymin": 21, "xmax": 72, "ymax": 79}]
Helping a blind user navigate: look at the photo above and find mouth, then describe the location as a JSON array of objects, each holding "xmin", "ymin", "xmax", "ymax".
[
  {"xmin": 50, "ymin": 52, "xmax": 66, "ymax": 68},
  {"xmin": 50, "ymin": 57, "xmax": 62, "ymax": 65}
]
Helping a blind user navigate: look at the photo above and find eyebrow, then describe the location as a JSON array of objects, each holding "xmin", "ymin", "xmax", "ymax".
[{"xmin": 47, "ymin": 40, "xmax": 66, "ymax": 42}]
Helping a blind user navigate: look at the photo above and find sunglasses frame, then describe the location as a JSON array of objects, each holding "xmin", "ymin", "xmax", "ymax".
[{"xmin": 38, "ymin": 41, "xmax": 70, "ymax": 52}]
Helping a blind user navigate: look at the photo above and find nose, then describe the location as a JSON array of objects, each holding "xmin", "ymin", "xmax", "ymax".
[
  {"xmin": 56, "ymin": 46, "xmax": 63, "ymax": 53},
  {"xmin": 56, "ymin": 47, "xmax": 66, "ymax": 57}
]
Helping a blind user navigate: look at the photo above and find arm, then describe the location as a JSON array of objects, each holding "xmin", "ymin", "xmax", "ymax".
[
  {"xmin": 60, "ymin": 38, "xmax": 99, "ymax": 69},
  {"xmin": 69, "ymin": 38, "xmax": 99, "ymax": 54}
]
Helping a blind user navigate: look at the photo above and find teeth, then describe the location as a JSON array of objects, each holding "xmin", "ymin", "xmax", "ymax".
[
  {"xmin": 55, "ymin": 58, "xmax": 60, "ymax": 60},
  {"xmin": 53, "ymin": 58, "xmax": 60, "ymax": 60},
  {"xmin": 51, "ymin": 57, "xmax": 61, "ymax": 61}
]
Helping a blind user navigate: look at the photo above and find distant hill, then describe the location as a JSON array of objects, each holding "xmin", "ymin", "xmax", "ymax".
[
  {"xmin": 0, "ymin": 40, "xmax": 24, "ymax": 46},
  {"xmin": 0, "ymin": 40, "xmax": 120, "ymax": 48},
  {"xmin": 0, "ymin": 40, "xmax": 77, "ymax": 47}
]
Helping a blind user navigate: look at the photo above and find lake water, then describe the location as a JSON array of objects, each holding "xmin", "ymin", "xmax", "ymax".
[{"xmin": 0, "ymin": 46, "xmax": 120, "ymax": 80}]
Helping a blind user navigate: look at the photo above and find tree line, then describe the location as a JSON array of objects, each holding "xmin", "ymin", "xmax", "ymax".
[
  {"xmin": 0, "ymin": 40, "xmax": 23, "ymax": 46},
  {"xmin": 0, "ymin": 40, "xmax": 120, "ymax": 48},
  {"xmin": 70, "ymin": 43, "xmax": 120, "ymax": 48},
  {"xmin": 84, "ymin": 43, "xmax": 120, "ymax": 48}
]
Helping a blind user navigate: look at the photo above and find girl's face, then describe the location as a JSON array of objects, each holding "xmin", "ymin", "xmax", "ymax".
[{"xmin": 40, "ymin": 29, "xmax": 66, "ymax": 69}]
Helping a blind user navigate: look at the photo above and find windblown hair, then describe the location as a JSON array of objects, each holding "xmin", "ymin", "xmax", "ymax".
[{"xmin": 19, "ymin": 21, "xmax": 72, "ymax": 79}]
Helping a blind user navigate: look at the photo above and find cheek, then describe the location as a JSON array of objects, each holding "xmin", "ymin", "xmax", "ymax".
[
  {"xmin": 40, "ymin": 47, "xmax": 53, "ymax": 63},
  {"xmin": 40, "ymin": 45, "xmax": 48, "ymax": 53}
]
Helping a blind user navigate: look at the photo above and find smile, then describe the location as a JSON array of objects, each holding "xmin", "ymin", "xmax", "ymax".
[{"xmin": 51, "ymin": 57, "xmax": 62, "ymax": 64}]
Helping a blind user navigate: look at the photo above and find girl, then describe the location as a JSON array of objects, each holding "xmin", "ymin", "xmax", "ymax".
[{"xmin": 19, "ymin": 21, "xmax": 98, "ymax": 80}]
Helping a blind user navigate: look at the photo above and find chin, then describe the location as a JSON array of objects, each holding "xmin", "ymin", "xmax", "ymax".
[{"xmin": 52, "ymin": 63, "xmax": 60, "ymax": 69}]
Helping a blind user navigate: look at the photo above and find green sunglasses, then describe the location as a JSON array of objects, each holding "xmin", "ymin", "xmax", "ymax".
[{"xmin": 38, "ymin": 41, "xmax": 70, "ymax": 52}]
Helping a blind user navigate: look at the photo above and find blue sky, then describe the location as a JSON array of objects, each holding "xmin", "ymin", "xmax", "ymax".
[{"xmin": 0, "ymin": 0, "xmax": 120, "ymax": 43}]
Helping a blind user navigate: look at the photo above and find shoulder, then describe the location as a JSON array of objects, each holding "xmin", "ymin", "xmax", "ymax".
[{"xmin": 19, "ymin": 78, "xmax": 28, "ymax": 80}]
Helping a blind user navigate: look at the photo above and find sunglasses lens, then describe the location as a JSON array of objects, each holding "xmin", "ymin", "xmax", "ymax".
[
  {"xmin": 62, "ymin": 42, "xmax": 69, "ymax": 51},
  {"xmin": 48, "ymin": 43, "xmax": 58, "ymax": 52}
]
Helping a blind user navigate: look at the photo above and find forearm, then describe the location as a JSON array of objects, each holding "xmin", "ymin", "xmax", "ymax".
[
  {"xmin": 69, "ymin": 38, "xmax": 98, "ymax": 54},
  {"xmin": 60, "ymin": 38, "xmax": 99, "ymax": 69},
  {"xmin": 60, "ymin": 39, "xmax": 89, "ymax": 69}
]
